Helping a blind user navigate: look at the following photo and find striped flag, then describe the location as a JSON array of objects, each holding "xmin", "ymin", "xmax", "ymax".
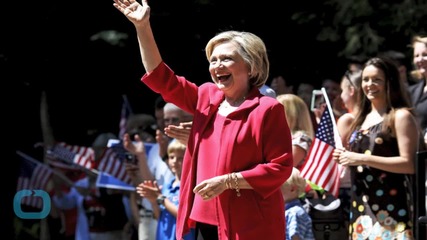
[
  {"xmin": 16, "ymin": 152, "xmax": 53, "ymax": 208},
  {"xmin": 300, "ymin": 89, "xmax": 341, "ymax": 197},
  {"xmin": 119, "ymin": 95, "xmax": 133, "ymax": 140},
  {"xmin": 47, "ymin": 142, "xmax": 95, "ymax": 170},
  {"xmin": 97, "ymin": 148, "xmax": 132, "ymax": 185},
  {"xmin": 47, "ymin": 141, "xmax": 133, "ymax": 187}
]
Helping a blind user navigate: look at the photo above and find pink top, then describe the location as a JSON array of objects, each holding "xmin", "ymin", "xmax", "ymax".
[
  {"xmin": 142, "ymin": 62, "xmax": 293, "ymax": 240},
  {"xmin": 190, "ymin": 113, "xmax": 225, "ymax": 224}
]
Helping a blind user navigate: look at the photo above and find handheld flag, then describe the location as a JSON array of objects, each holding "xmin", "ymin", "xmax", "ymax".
[
  {"xmin": 16, "ymin": 151, "xmax": 53, "ymax": 208},
  {"xmin": 47, "ymin": 142, "xmax": 95, "ymax": 170},
  {"xmin": 300, "ymin": 88, "xmax": 342, "ymax": 197},
  {"xmin": 97, "ymin": 148, "xmax": 132, "ymax": 185},
  {"xmin": 99, "ymin": 139, "xmax": 155, "ymax": 188},
  {"xmin": 96, "ymin": 172, "xmax": 135, "ymax": 191}
]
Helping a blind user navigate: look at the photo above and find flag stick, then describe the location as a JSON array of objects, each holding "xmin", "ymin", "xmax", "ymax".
[
  {"xmin": 16, "ymin": 150, "xmax": 76, "ymax": 187},
  {"xmin": 122, "ymin": 94, "xmax": 134, "ymax": 115},
  {"xmin": 320, "ymin": 87, "xmax": 343, "ymax": 149}
]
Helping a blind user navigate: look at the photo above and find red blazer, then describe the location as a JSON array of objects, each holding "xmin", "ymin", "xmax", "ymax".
[{"xmin": 142, "ymin": 62, "xmax": 293, "ymax": 240}]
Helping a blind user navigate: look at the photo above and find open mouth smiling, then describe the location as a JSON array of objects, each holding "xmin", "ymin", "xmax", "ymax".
[{"xmin": 216, "ymin": 74, "xmax": 231, "ymax": 82}]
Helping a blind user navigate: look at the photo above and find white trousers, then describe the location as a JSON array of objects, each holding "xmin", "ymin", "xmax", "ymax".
[{"xmin": 138, "ymin": 216, "xmax": 157, "ymax": 240}]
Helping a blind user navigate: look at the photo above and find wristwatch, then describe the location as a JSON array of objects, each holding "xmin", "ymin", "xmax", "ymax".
[{"xmin": 156, "ymin": 195, "xmax": 167, "ymax": 205}]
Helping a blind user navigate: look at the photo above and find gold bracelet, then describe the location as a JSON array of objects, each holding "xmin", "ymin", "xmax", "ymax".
[
  {"xmin": 232, "ymin": 172, "xmax": 241, "ymax": 197},
  {"xmin": 225, "ymin": 173, "xmax": 232, "ymax": 189}
]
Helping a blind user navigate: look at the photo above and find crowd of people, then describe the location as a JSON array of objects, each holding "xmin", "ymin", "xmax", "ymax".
[{"xmin": 13, "ymin": 0, "xmax": 426, "ymax": 239}]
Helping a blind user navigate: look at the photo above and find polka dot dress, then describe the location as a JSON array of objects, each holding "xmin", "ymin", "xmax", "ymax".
[{"xmin": 348, "ymin": 123, "xmax": 414, "ymax": 239}]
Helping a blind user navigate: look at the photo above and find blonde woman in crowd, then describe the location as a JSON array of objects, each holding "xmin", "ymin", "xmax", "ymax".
[
  {"xmin": 408, "ymin": 35, "xmax": 427, "ymax": 147},
  {"xmin": 277, "ymin": 94, "xmax": 314, "ymax": 169},
  {"xmin": 277, "ymin": 93, "xmax": 323, "ymax": 200}
]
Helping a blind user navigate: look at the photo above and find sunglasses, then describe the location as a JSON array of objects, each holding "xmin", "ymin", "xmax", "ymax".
[{"xmin": 344, "ymin": 70, "xmax": 358, "ymax": 88}]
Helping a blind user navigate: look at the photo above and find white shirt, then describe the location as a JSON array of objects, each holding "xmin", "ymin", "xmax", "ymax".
[{"xmin": 141, "ymin": 142, "xmax": 174, "ymax": 210}]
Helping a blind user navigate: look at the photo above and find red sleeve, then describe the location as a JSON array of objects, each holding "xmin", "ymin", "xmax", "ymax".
[{"xmin": 241, "ymin": 102, "xmax": 294, "ymax": 198}]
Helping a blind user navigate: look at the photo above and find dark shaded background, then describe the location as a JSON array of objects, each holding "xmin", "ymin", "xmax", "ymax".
[
  {"xmin": 9, "ymin": 0, "xmax": 352, "ymax": 146},
  {"xmin": 3, "ymin": 1, "xmax": 424, "ymax": 238}
]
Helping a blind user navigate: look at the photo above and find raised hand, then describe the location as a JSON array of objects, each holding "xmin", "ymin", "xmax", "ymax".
[
  {"xmin": 113, "ymin": 0, "xmax": 150, "ymax": 27},
  {"xmin": 136, "ymin": 180, "xmax": 161, "ymax": 202},
  {"xmin": 156, "ymin": 129, "xmax": 170, "ymax": 160},
  {"xmin": 123, "ymin": 133, "xmax": 146, "ymax": 156},
  {"xmin": 165, "ymin": 121, "xmax": 192, "ymax": 146}
]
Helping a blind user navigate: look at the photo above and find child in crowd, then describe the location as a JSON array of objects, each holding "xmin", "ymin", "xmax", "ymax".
[
  {"xmin": 280, "ymin": 167, "xmax": 315, "ymax": 240},
  {"xmin": 136, "ymin": 140, "xmax": 195, "ymax": 240}
]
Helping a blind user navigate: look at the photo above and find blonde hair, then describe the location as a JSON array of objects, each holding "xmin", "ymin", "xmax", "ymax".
[
  {"xmin": 411, "ymin": 35, "xmax": 427, "ymax": 81},
  {"xmin": 167, "ymin": 140, "xmax": 187, "ymax": 155},
  {"xmin": 276, "ymin": 94, "xmax": 314, "ymax": 139},
  {"xmin": 411, "ymin": 35, "xmax": 427, "ymax": 47},
  {"xmin": 205, "ymin": 31, "xmax": 270, "ymax": 89},
  {"xmin": 282, "ymin": 168, "xmax": 306, "ymax": 197}
]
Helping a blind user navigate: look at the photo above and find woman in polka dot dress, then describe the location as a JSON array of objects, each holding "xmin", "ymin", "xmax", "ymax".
[{"xmin": 333, "ymin": 57, "xmax": 424, "ymax": 239}]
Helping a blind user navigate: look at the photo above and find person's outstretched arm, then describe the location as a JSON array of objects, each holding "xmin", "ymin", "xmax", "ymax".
[{"xmin": 113, "ymin": 0, "xmax": 162, "ymax": 73}]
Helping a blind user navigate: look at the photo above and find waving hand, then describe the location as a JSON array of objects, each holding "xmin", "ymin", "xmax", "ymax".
[{"xmin": 113, "ymin": 0, "xmax": 150, "ymax": 27}]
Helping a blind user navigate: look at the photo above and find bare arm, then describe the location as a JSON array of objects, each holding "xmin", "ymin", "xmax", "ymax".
[
  {"xmin": 156, "ymin": 129, "xmax": 169, "ymax": 160},
  {"xmin": 125, "ymin": 162, "xmax": 143, "ymax": 186},
  {"xmin": 113, "ymin": 0, "xmax": 162, "ymax": 73},
  {"xmin": 193, "ymin": 172, "xmax": 253, "ymax": 200},
  {"xmin": 336, "ymin": 113, "xmax": 354, "ymax": 148},
  {"xmin": 136, "ymin": 180, "xmax": 162, "ymax": 218},
  {"xmin": 334, "ymin": 109, "xmax": 417, "ymax": 174},
  {"xmin": 129, "ymin": 192, "xmax": 141, "ymax": 227},
  {"xmin": 123, "ymin": 133, "xmax": 155, "ymax": 181}
]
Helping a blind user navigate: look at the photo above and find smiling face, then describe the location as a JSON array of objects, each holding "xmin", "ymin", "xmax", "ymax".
[
  {"xmin": 413, "ymin": 41, "xmax": 427, "ymax": 76},
  {"xmin": 208, "ymin": 41, "xmax": 250, "ymax": 98},
  {"xmin": 361, "ymin": 65, "xmax": 387, "ymax": 104}
]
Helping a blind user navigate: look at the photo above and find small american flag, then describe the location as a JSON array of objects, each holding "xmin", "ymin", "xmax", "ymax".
[
  {"xmin": 300, "ymin": 105, "xmax": 341, "ymax": 197},
  {"xmin": 16, "ymin": 152, "xmax": 53, "ymax": 208},
  {"xmin": 119, "ymin": 95, "xmax": 133, "ymax": 140},
  {"xmin": 97, "ymin": 148, "xmax": 132, "ymax": 185},
  {"xmin": 47, "ymin": 142, "xmax": 95, "ymax": 170}
]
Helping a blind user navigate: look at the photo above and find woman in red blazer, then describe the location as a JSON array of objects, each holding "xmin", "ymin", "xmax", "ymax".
[{"xmin": 113, "ymin": 1, "xmax": 293, "ymax": 239}]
